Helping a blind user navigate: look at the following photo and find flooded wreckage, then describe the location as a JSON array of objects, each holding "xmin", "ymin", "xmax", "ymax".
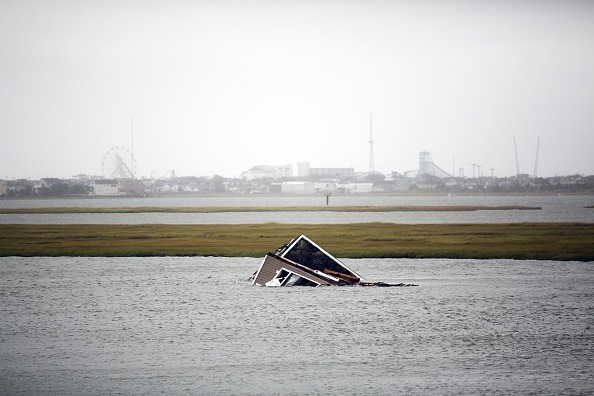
[{"xmin": 250, "ymin": 234, "xmax": 417, "ymax": 287}]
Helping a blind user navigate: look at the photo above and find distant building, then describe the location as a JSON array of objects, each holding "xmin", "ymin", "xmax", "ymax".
[
  {"xmin": 118, "ymin": 178, "xmax": 146, "ymax": 195},
  {"xmin": 0, "ymin": 180, "xmax": 6, "ymax": 195},
  {"xmin": 417, "ymin": 182, "xmax": 439, "ymax": 190},
  {"xmin": 418, "ymin": 151, "xmax": 451, "ymax": 178},
  {"xmin": 38, "ymin": 178, "xmax": 62, "ymax": 188},
  {"xmin": 280, "ymin": 181, "xmax": 316, "ymax": 194},
  {"xmin": 93, "ymin": 179, "xmax": 121, "ymax": 196},
  {"xmin": 310, "ymin": 167, "xmax": 354, "ymax": 179},
  {"xmin": 7, "ymin": 179, "xmax": 33, "ymax": 195},
  {"xmin": 340, "ymin": 183, "xmax": 374, "ymax": 194},
  {"xmin": 297, "ymin": 162, "xmax": 310, "ymax": 177},
  {"xmin": 242, "ymin": 165, "xmax": 293, "ymax": 180},
  {"xmin": 419, "ymin": 151, "xmax": 433, "ymax": 176},
  {"xmin": 33, "ymin": 178, "xmax": 64, "ymax": 194},
  {"xmin": 298, "ymin": 162, "xmax": 354, "ymax": 179},
  {"xmin": 275, "ymin": 181, "xmax": 371, "ymax": 194}
]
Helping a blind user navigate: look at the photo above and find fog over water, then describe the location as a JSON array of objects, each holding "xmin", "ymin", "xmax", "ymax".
[
  {"xmin": 1, "ymin": 257, "xmax": 592, "ymax": 395},
  {"xmin": 1, "ymin": 1, "xmax": 594, "ymax": 179}
]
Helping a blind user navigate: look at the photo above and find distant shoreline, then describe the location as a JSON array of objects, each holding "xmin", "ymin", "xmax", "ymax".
[
  {"xmin": 0, "ymin": 205, "xmax": 542, "ymax": 214},
  {"xmin": 1, "ymin": 191, "xmax": 594, "ymax": 200}
]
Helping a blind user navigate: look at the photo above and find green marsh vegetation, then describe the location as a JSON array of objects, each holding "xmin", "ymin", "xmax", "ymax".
[{"xmin": 1, "ymin": 223, "xmax": 592, "ymax": 261}]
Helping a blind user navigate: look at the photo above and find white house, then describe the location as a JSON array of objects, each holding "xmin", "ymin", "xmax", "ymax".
[{"xmin": 93, "ymin": 179, "xmax": 121, "ymax": 196}]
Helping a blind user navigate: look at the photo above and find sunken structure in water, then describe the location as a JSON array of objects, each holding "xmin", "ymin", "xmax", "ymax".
[{"xmin": 250, "ymin": 234, "xmax": 416, "ymax": 287}]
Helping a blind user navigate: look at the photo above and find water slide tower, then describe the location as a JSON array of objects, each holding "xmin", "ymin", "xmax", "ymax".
[
  {"xmin": 419, "ymin": 151, "xmax": 432, "ymax": 175},
  {"xmin": 419, "ymin": 151, "xmax": 452, "ymax": 178}
]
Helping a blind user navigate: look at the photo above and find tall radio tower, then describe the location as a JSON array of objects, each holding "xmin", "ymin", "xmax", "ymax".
[{"xmin": 369, "ymin": 112, "xmax": 374, "ymax": 173}]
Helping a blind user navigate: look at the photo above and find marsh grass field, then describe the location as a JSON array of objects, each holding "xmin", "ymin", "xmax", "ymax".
[{"xmin": 1, "ymin": 222, "xmax": 592, "ymax": 261}]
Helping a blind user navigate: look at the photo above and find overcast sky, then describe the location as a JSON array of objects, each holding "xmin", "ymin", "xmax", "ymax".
[{"xmin": 1, "ymin": 0, "xmax": 593, "ymax": 180}]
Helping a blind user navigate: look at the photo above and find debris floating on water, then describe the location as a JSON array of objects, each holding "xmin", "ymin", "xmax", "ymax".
[{"xmin": 250, "ymin": 234, "xmax": 418, "ymax": 287}]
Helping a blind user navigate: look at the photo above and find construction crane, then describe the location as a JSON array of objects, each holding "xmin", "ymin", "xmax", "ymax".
[
  {"xmin": 513, "ymin": 137, "xmax": 520, "ymax": 176},
  {"xmin": 368, "ymin": 112, "xmax": 374, "ymax": 173},
  {"xmin": 533, "ymin": 137, "xmax": 540, "ymax": 178}
]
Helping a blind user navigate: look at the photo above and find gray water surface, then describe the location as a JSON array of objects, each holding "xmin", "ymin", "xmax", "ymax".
[
  {"xmin": 1, "ymin": 195, "xmax": 592, "ymax": 224},
  {"xmin": 1, "ymin": 257, "xmax": 592, "ymax": 395}
]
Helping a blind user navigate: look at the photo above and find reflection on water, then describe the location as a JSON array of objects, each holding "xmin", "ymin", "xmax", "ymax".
[
  {"xmin": 1, "ymin": 195, "xmax": 593, "ymax": 224},
  {"xmin": 1, "ymin": 257, "xmax": 592, "ymax": 395}
]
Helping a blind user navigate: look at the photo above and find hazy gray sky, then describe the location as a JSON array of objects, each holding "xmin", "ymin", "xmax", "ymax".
[{"xmin": 1, "ymin": 0, "xmax": 593, "ymax": 179}]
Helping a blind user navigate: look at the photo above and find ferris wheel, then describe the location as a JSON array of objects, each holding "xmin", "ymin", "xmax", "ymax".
[{"xmin": 101, "ymin": 146, "xmax": 136, "ymax": 179}]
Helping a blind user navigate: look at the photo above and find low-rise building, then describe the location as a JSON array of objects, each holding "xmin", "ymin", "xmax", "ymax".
[
  {"xmin": 280, "ymin": 181, "xmax": 316, "ymax": 194},
  {"xmin": 242, "ymin": 165, "xmax": 293, "ymax": 180},
  {"xmin": 309, "ymin": 167, "xmax": 354, "ymax": 179},
  {"xmin": 33, "ymin": 178, "xmax": 67, "ymax": 194},
  {"xmin": 298, "ymin": 162, "xmax": 354, "ymax": 180},
  {"xmin": 340, "ymin": 183, "xmax": 374, "ymax": 194},
  {"xmin": 93, "ymin": 179, "xmax": 121, "ymax": 196}
]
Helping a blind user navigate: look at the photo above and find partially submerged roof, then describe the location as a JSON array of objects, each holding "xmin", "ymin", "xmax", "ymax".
[
  {"xmin": 251, "ymin": 234, "xmax": 362, "ymax": 287},
  {"xmin": 252, "ymin": 253, "xmax": 340, "ymax": 287}
]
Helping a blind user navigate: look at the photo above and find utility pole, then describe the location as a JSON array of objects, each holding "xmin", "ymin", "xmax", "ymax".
[
  {"xmin": 490, "ymin": 168, "xmax": 494, "ymax": 178},
  {"xmin": 471, "ymin": 163, "xmax": 476, "ymax": 179}
]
